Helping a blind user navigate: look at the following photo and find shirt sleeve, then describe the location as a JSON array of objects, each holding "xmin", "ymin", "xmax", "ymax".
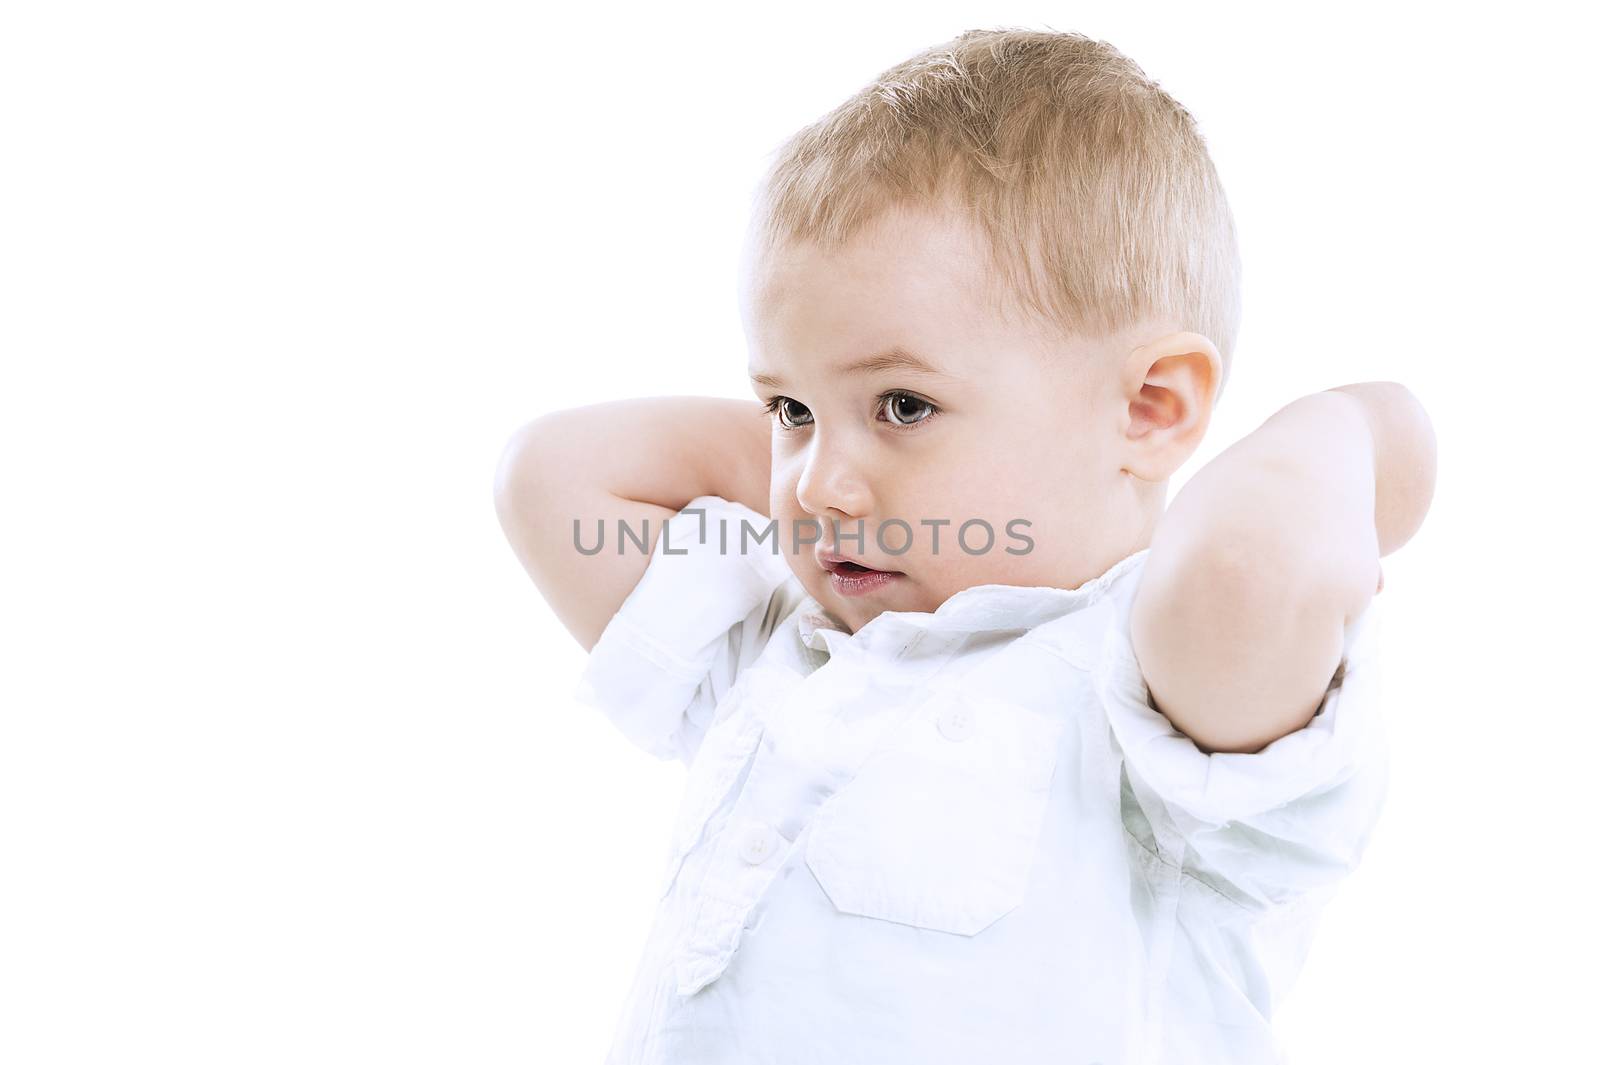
[
  {"xmin": 1090, "ymin": 560, "xmax": 1389, "ymax": 911},
  {"xmin": 571, "ymin": 494, "xmax": 802, "ymax": 767}
]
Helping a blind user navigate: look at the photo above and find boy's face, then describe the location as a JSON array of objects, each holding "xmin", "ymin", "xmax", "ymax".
[{"xmin": 739, "ymin": 201, "xmax": 1159, "ymax": 635}]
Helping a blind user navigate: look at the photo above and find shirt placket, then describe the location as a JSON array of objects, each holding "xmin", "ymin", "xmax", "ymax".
[
  {"xmin": 650, "ymin": 658, "xmax": 803, "ymax": 901},
  {"xmin": 671, "ymin": 668, "xmax": 842, "ymax": 997},
  {"xmin": 672, "ymin": 628, "xmax": 960, "ymax": 996}
]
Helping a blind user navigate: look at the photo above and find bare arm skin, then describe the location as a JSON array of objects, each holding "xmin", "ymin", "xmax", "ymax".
[
  {"xmin": 493, "ymin": 396, "xmax": 773, "ymax": 652},
  {"xmin": 1128, "ymin": 382, "xmax": 1438, "ymax": 753}
]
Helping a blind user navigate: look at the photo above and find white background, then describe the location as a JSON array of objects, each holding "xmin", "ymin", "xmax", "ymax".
[{"xmin": 3, "ymin": 1, "xmax": 1594, "ymax": 1061}]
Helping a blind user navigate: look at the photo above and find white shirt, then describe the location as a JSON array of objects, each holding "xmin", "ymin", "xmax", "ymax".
[{"xmin": 572, "ymin": 495, "xmax": 1387, "ymax": 1065}]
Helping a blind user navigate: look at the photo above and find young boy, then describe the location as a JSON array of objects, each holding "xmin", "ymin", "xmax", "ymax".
[{"xmin": 495, "ymin": 28, "xmax": 1436, "ymax": 1065}]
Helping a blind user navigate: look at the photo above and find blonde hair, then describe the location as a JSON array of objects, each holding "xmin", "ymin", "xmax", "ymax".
[{"xmin": 749, "ymin": 27, "xmax": 1243, "ymax": 397}]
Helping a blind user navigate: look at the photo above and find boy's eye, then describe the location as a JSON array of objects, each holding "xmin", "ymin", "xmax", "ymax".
[
  {"xmin": 762, "ymin": 391, "xmax": 940, "ymax": 432},
  {"xmin": 763, "ymin": 396, "xmax": 813, "ymax": 430},
  {"xmin": 882, "ymin": 391, "xmax": 936, "ymax": 427}
]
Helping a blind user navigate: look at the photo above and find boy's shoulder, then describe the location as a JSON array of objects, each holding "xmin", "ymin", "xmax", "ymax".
[{"xmin": 572, "ymin": 494, "xmax": 804, "ymax": 763}]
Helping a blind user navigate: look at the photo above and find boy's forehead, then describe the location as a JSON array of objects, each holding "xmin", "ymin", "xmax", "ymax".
[
  {"xmin": 740, "ymin": 211, "xmax": 1010, "ymax": 366},
  {"xmin": 743, "ymin": 203, "xmax": 991, "ymax": 301}
]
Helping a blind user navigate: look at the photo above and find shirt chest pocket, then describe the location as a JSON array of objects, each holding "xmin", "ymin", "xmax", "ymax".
[{"xmin": 804, "ymin": 688, "xmax": 1068, "ymax": 936}]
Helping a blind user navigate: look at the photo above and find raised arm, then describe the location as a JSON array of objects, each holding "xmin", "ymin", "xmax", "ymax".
[
  {"xmin": 1128, "ymin": 381, "xmax": 1438, "ymax": 754},
  {"xmin": 492, "ymin": 396, "xmax": 773, "ymax": 652}
]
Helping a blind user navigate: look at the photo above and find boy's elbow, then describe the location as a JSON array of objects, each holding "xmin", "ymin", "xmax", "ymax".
[
  {"xmin": 493, "ymin": 419, "xmax": 556, "ymax": 531},
  {"xmin": 1383, "ymin": 383, "xmax": 1438, "ymax": 553},
  {"xmin": 1331, "ymin": 381, "xmax": 1438, "ymax": 554}
]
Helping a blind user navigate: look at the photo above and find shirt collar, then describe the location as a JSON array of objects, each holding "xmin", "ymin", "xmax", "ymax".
[{"xmin": 796, "ymin": 546, "xmax": 1150, "ymax": 654}]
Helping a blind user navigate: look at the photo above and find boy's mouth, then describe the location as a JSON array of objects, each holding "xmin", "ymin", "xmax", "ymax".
[
  {"xmin": 815, "ymin": 551, "xmax": 900, "ymax": 576},
  {"xmin": 815, "ymin": 550, "xmax": 904, "ymax": 597}
]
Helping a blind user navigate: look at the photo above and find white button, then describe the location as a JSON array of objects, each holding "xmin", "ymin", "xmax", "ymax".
[
  {"xmin": 738, "ymin": 822, "xmax": 780, "ymax": 865},
  {"xmin": 937, "ymin": 702, "xmax": 975, "ymax": 742}
]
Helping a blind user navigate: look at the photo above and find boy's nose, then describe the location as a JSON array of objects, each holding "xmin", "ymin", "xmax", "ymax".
[{"xmin": 795, "ymin": 440, "xmax": 872, "ymax": 520}]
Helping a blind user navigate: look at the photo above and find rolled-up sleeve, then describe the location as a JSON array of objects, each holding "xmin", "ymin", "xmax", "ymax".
[
  {"xmin": 1091, "ymin": 566, "xmax": 1389, "ymax": 910},
  {"xmin": 572, "ymin": 495, "xmax": 800, "ymax": 766}
]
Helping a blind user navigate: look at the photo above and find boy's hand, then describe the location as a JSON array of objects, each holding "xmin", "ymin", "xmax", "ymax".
[{"xmin": 1128, "ymin": 383, "xmax": 1435, "ymax": 754}]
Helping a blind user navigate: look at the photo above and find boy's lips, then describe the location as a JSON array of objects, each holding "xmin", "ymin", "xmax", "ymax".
[
  {"xmin": 814, "ymin": 549, "xmax": 901, "ymax": 575},
  {"xmin": 815, "ymin": 549, "xmax": 905, "ymax": 597}
]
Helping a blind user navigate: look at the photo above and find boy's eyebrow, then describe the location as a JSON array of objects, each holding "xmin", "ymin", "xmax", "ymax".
[{"xmin": 748, "ymin": 346, "xmax": 956, "ymax": 390}]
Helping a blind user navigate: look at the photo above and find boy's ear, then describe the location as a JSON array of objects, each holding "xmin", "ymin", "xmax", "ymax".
[{"xmin": 1118, "ymin": 330, "xmax": 1221, "ymax": 483}]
